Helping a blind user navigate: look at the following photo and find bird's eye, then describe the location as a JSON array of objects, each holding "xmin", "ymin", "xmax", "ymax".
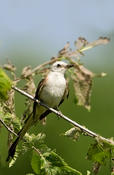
[{"xmin": 57, "ymin": 64, "xmax": 61, "ymax": 67}]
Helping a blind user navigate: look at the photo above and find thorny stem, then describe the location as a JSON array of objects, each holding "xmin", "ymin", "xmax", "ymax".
[{"xmin": 12, "ymin": 86, "xmax": 114, "ymax": 146}]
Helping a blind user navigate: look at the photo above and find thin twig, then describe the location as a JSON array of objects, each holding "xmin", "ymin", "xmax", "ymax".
[
  {"xmin": 0, "ymin": 118, "xmax": 18, "ymax": 136},
  {"xmin": 12, "ymin": 86, "xmax": 114, "ymax": 146},
  {"xmin": 32, "ymin": 146, "xmax": 42, "ymax": 156},
  {"xmin": 31, "ymin": 57, "xmax": 59, "ymax": 74}
]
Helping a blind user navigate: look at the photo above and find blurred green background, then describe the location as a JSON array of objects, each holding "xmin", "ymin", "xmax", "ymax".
[{"xmin": 0, "ymin": 0, "xmax": 114, "ymax": 174}]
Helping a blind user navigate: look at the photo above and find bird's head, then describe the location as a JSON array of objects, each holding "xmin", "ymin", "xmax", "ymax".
[{"xmin": 50, "ymin": 61, "xmax": 73, "ymax": 74}]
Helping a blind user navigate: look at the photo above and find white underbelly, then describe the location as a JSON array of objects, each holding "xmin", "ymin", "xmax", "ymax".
[{"xmin": 40, "ymin": 72, "xmax": 66, "ymax": 107}]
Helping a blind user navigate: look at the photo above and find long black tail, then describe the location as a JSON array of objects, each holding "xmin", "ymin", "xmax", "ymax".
[
  {"xmin": 6, "ymin": 113, "xmax": 33, "ymax": 161},
  {"xmin": 6, "ymin": 136, "xmax": 19, "ymax": 161},
  {"xmin": 6, "ymin": 109, "xmax": 49, "ymax": 161}
]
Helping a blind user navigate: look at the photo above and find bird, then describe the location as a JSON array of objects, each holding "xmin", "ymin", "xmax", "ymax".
[{"xmin": 7, "ymin": 61, "xmax": 73, "ymax": 161}]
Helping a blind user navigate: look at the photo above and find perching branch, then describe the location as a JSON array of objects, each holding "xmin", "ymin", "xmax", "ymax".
[{"xmin": 12, "ymin": 86, "xmax": 114, "ymax": 146}]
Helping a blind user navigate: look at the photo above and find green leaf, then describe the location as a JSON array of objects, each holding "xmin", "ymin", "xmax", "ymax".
[
  {"xmin": 25, "ymin": 133, "xmax": 46, "ymax": 146},
  {"xmin": 0, "ymin": 105, "xmax": 21, "ymax": 167},
  {"xmin": 31, "ymin": 149, "xmax": 82, "ymax": 175},
  {"xmin": 86, "ymin": 170, "xmax": 91, "ymax": 175},
  {"xmin": 0, "ymin": 68, "xmax": 12, "ymax": 100},
  {"xmin": 40, "ymin": 151, "xmax": 82, "ymax": 175},
  {"xmin": 0, "ymin": 126, "xmax": 8, "ymax": 166},
  {"xmin": 31, "ymin": 150, "xmax": 41, "ymax": 175},
  {"xmin": 0, "ymin": 105, "xmax": 21, "ymax": 133},
  {"xmin": 87, "ymin": 141, "xmax": 111, "ymax": 165},
  {"xmin": 86, "ymin": 140, "xmax": 114, "ymax": 174}
]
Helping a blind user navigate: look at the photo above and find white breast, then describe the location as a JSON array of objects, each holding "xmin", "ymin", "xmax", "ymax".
[{"xmin": 40, "ymin": 72, "xmax": 66, "ymax": 107}]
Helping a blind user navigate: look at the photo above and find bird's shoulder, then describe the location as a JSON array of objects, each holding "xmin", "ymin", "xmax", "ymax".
[
  {"xmin": 32, "ymin": 76, "xmax": 48, "ymax": 119},
  {"xmin": 35, "ymin": 76, "xmax": 48, "ymax": 99}
]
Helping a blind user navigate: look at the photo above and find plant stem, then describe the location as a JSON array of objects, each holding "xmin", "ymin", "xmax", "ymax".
[
  {"xmin": 0, "ymin": 118, "xmax": 18, "ymax": 136},
  {"xmin": 12, "ymin": 86, "xmax": 114, "ymax": 146}
]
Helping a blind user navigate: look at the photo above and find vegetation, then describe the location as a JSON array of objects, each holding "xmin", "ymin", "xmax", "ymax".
[{"xmin": 0, "ymin": 37, "xmax": 113, "ymax": 175}]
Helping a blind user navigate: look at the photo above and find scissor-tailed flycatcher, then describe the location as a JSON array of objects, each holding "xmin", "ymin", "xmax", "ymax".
[{"xmin": 7, "ymin": 61, "xmax": 73, "ymax": 160}]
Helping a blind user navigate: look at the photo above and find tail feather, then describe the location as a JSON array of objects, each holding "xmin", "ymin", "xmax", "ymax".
[
  {"xmin": 6, "ymin": 114, "xmax": 33, "ymax": 161},
  {"xmin": 7, "ymin": 108, "xmax": 48, "ymax": 161},
  {"xmin": 6, "ymin": 136, "xmax": 19, "ymax": 161}
]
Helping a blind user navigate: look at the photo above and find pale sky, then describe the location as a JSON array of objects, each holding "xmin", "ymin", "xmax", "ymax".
[{"xmin": 0, "ymin": 0, "xmax": 114, "ymax": 63}]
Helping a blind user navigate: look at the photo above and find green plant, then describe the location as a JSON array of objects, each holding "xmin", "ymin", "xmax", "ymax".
[{"xmin": 0, "ymin": 37, "xmax": 113, "ymax": 175}]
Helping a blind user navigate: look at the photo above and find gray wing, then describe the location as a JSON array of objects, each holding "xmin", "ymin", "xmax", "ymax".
[
  {"xmin": 58, "ymin": 80, "xmax": 69, "ymax": 106},
  {"xmin": 33, "ymin": 77, "xmax": 51, "ymax": 120}
]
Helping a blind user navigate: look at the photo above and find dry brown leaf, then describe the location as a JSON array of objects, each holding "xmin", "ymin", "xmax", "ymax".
[
  {"xmin": 3, "ymin": 63, "xmax": 16, "ymax": 72},
  {"xmin": 58, "ymin": 42, "xmax": 70, "ymax": 56},
  {"xmin": 80, "ymin": 37, "xmax": 110, "ymax": 52},
  {"xmin": 74, "ymin": 37, "xmax": 89, "ymax": 50},
  {"xmin": 72, "ymin": 65, "xmax": 94, "ymax": 110},
  {"xmin": 21, "ymin": 66, "xmax": 32, "ymax": 79}
]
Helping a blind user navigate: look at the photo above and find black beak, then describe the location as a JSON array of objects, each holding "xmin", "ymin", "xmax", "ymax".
[{"xmin": 66, "ymin": 64, "xmax": 74, "ymax": 69}]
